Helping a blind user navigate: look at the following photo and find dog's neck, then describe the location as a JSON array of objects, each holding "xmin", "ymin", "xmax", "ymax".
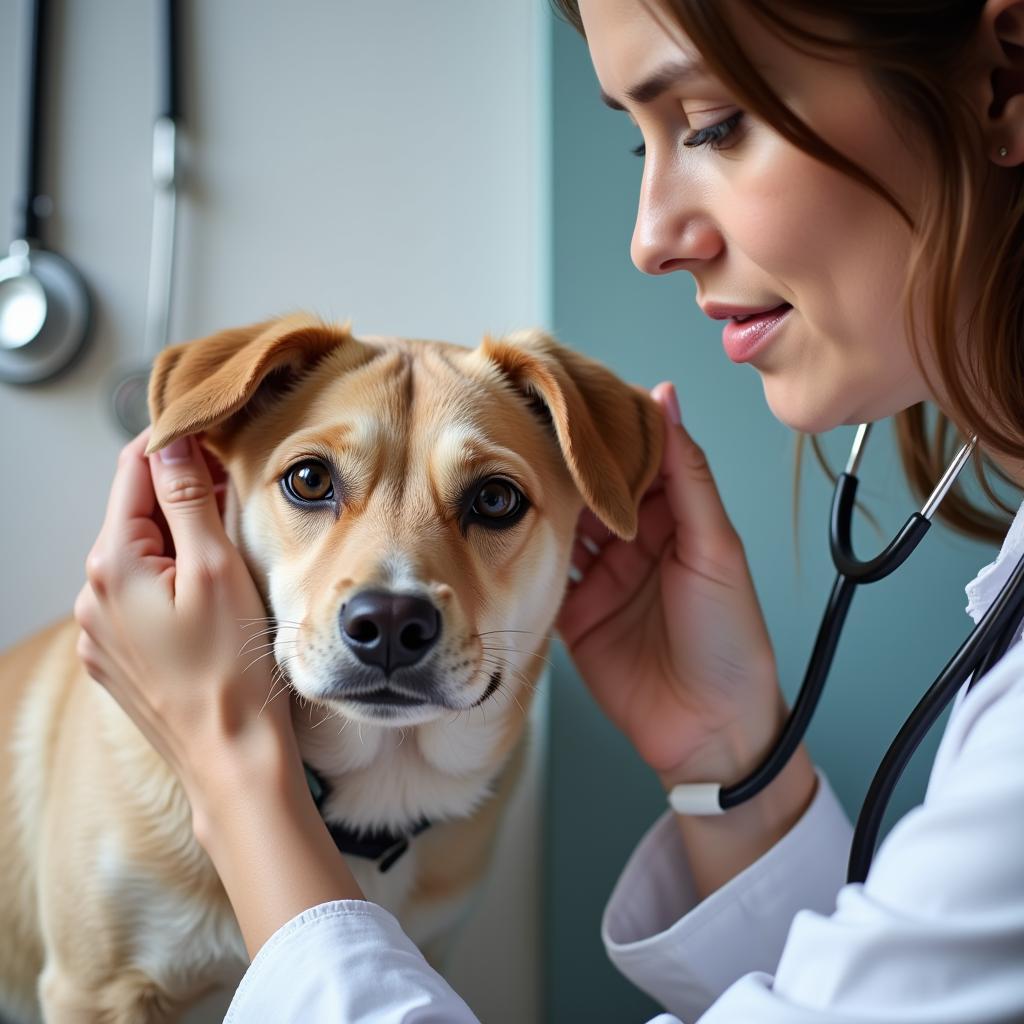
[{"xmin": 291, "ymin": 680, "xmax": 531, "ymax": 833}]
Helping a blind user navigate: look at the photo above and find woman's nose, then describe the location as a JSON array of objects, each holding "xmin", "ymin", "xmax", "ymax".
[{"xmin": 630, "ymin": 167, "xmax": 724, "ymax": 275}]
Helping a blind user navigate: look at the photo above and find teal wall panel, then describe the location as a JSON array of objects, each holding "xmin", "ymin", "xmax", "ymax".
[{"xmin": 543, "ymin": 13, "xmax": 1004, "ymax": 1022}]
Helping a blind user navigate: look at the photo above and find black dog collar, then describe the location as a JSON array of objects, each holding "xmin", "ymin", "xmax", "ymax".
[{"xmin": 304, "ymin": 763, "xmax": 431, "ymax": 873}]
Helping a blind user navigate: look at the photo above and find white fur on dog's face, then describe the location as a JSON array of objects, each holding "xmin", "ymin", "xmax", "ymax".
[{"xmin": 222, "ymin": 339, "xmax": 581, "ymax": 732}]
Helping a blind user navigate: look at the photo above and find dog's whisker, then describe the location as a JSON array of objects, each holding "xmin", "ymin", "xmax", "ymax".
[
  {"xmin": 238, "ymin": 618, "xmax": 303, "ymax": 630},
  {"xmin": 473, "ymin": 629, "xmax": 545, "ymax": 638},
  {"xmin": 258, "ymin": 654, "xmax": 302, "ymax": 716},
  {"xmin": 237, "ymin": 637, "xmax": 298, "ymax": 657},
  {"xmin": 479, "ymin": 645, "xmax": 553, "ymax": 669},
  {"xmin": 309, "ymin": 707, "xmax": 336, "ymax": 730},
  {"xmin": 238, "ymin": 627, "xmax": 300, "ymax": 646},
  {"xmin": 480, "ymin": 662, "xmax": 529, "ymax": 718},
  {"xmin": 478, "ymin": 652, "xmax": 537, "ymax": 690},
  {"xmin": 238, "ymin": 621, "xmax": 301, "ymax": 633},
  {"xmin": 258, "ymin": 677, "xmax": 288, "ymax": 719},
  {"xmin": 241, "ymin": 648, "xmax": 283, "ymax": 675},
  {"xmin": 480, "ymin": 659, "xmax": 546, "ymax": 684}
]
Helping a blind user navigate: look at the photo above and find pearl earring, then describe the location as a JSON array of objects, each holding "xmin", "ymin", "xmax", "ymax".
[{"xmin": 999, "ymin": 146, "xmax": 1009, "ymax": 158}]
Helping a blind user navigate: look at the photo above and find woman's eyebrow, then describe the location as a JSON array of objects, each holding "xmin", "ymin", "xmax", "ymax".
[{"xmin": 600, "ymin": 57, "xmax": 706, "ymax": 110}]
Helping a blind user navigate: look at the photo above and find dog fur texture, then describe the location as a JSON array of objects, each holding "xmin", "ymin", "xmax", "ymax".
[{"xmin": 0, "ymin": 315, "xmax": 663, "ymax": 1023}]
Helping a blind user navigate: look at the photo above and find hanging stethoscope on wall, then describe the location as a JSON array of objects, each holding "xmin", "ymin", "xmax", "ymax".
[
  {"xmin": 0, "ymin": 0, "xmax": 90, "ymax": 383},
  {"xmin": 112, "ymin": 0, "xmax": 183, "ymax": 436},
  {"xmin": 0, "ymin": 0, "xmax": 182, "ymax": 429}
]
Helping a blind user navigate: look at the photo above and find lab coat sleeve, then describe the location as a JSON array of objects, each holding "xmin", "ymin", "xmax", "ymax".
[
  {"xmin": 223, "ymin": 900, "xmax": 480, "ymax": 1023},
  {"xmin": 603, "ymin": 769, "xmax": 852, "ymax": 1021},
  {"xmin": 607, "ymin": 651, "xmax": 1024, "ymax": 1023}
]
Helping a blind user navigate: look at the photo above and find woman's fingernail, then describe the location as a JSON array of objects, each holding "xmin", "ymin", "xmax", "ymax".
[
  {"xmin": 665, "ymin": 384, "xmax": 681, "ymax": 425},
  {"xmin": 159, "ymin": 437, "xmax": 192, "ymax": 463}
]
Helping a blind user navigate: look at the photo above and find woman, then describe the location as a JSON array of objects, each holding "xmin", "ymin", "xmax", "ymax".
[{"xmin": 75, "ymin": 0, "xmax": 1024, "ymax": 1019}]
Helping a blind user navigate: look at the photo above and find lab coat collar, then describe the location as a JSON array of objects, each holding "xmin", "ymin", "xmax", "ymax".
[{"xmin": 963, "ymin": 494, "xmax": 1024, "ymax": 627}]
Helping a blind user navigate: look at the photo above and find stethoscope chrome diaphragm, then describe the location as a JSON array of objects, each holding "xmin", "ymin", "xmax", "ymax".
[
  {"xmin": 0, "ymin": 239, "xmax": 90, "ymax": 385},
  {"xmin": 0, "ymin": 0, "xmax": 92, "ymax": 387}
]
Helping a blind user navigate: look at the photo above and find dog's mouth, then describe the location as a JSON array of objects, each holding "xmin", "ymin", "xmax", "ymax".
[
  {"xmin": 335, "ymin": 669, "xmax": 502, "ymax": 713},
  {"xmin": 344, "ymin": 687, "xmax": 427, "ymax": 707}
]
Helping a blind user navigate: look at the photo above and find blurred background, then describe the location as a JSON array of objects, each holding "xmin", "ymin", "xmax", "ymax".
[{"xmin": 0, "ymin": 2, "xmax": 1006, "ymax": 1022}]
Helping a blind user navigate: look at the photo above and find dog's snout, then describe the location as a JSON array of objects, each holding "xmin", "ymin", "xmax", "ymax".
[{"xmin": 340, "ymin": 590, "xmax": 441, "ymax": 673}]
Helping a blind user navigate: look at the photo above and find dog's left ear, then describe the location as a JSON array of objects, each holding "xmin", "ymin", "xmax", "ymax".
[{"xmin": 478, "ymin": 328, "xmax": 664, "ymax": 540}]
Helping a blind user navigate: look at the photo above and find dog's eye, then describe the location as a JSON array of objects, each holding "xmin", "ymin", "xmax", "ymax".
[
  {"xmin": 471, "ymin": 479, "xmax": 522, "ymax": 520},
  {"xmin": 283, "ymin": 460, "xmax": 334, "ymax": 503}
]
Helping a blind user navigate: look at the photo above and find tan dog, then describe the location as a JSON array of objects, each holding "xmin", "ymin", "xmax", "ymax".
[{"xmin": 0, "ymin": 315, "xmax": 663, "ymax": 1023}]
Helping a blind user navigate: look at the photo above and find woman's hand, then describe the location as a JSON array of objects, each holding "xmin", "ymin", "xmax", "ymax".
[
  {"xmin": 73, "ymin": 427, "xmax": 296, "ymax": 811},
  {"xmin": 556, "ymin": 382, "xmax": 791, "ymax": 791},
  {"xmin": 74, "ymin": 428, "xmax": 364, "ymax": 955}
]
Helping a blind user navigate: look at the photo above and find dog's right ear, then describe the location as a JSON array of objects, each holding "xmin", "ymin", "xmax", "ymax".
[{"xmin": 145, "ymin": 314, "xmax": 371, "ymax": 455}]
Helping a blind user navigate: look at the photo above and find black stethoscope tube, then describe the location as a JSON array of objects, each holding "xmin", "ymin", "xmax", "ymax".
[
  {"xmin": 19, "ymin": 0, "xmax": 45, "ymax": 242},
  {"xmin": 692, "ymin": 426, "xmax": 1014, "ymax": 885},
  {"xmin": 719, "ymin": 470, "xmax": 933, "ymax": 812},
  {"xmin": 160, "ymin": 0, "xmax": 181, "ymax": 123},
  {"xmin": 720, "ymin": 572, "xmax": 856, "ymax": 809}
]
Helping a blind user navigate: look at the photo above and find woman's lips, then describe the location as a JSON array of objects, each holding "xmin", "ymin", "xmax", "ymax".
[{"xmin": 720, "ymin": 303, "xmax": 793, "ymax": 363}]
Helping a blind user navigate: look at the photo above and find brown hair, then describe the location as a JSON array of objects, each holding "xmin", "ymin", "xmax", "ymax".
[{"xmin": 553, "ymin": 0, "xmax": 1023, "ymax": 545}]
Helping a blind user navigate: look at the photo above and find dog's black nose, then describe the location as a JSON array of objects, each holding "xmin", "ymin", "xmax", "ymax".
[{"xmin": 340, "ymin": 590, "xmax": 441, "ymax": 673}]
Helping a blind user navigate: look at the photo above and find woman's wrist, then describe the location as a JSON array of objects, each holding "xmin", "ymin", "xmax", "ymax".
[
  {"xmin": 655, "ymin": 697, "xmax": 819, "ymax": 900},
  {"xmin": 186, "ymin": 717, "xmax": 303, "ymax": 853},
  {"xmin": 184, "ymin": 714, "xmax": 367, "ymax": 958}
]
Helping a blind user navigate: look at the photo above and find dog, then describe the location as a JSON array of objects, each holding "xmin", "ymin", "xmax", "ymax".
[{"xmin": 0, "ymin": 314, "xmax": 663, "ymax": 1023}]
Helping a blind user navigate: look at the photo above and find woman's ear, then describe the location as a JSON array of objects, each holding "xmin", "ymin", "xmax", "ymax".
[
  {"xmin": 477, "ymin": 328, "xmax": 664, "ymax": 540},
  {"xmin": 976, "ymin": 0, "xmax": 1024, "ymax": 164}
]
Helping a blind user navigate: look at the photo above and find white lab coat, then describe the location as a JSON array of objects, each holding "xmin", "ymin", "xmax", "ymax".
[{"xmin": 224, "ymin": 499, "xmax": 1024, "ymax": 1023}]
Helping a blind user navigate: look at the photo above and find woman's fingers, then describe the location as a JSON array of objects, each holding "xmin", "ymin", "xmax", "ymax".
[
  {"xmin": 649, "ymin": 381, "xmax": 740, "ymax": 565},
  {"xmin": 88, "ymin": 427, "xmax": 175, "ymax": 592},
  {"xmin": 147, "ymin": 435, "xmax": 233, "ymax": 598}
]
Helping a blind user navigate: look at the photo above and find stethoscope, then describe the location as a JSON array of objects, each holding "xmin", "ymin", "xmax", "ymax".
[
  {"xmin": 110, "ymin": 0, "xmax": 183, "ymax": 436},
  {"xmin": 0, "ymin": 0, "xmax": 91, "ymax": 383},
  {"xmin": 0, "ymin": 0, "xmax": 182, "ymax": 432},
  {"xmin": 670, "ymin": 422, "xmax": 1024, "ymax": 884}
]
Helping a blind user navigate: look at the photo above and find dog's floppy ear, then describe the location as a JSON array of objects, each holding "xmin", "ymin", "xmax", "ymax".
[
  {"xmin": 145, "ymin": 314, "xmax": 366, "ymax": 455},
  {"xmin": 478, "ymin": 328, "xmax": 664, "ymax": 540}
]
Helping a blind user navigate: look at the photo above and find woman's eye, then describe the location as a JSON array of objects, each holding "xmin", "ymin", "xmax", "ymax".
[
  {"xmin": 683, "ymin": 111, "xmax": 744, "ymax": 150},
  {"xmin": 630, "ymin": 111, "xmax": 743, "ymax": 159},
  {"xmin": 471, "ymin": 479, "xmax": 523, "ymax": 521},
  {"xmin": 283, "ymin": 460, "xmax": 334, "ymax": 503}
]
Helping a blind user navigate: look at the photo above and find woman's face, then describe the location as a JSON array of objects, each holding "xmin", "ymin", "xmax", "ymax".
[{"xmin": 577, "ymin": 0, "xmax": 945, "ymax": 433}]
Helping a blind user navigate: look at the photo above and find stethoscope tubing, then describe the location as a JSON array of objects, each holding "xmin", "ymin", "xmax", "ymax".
[
  {"xmin": 718, "ymin": 467, "xmax": 934, "ymax": 813},
  {"xmin": 706, "ymin": 427, "xmax": 1012, "ymax": 886},
  {"xmin": 18, "ymin": 0, "xmax": 45, "ymax": 242}
]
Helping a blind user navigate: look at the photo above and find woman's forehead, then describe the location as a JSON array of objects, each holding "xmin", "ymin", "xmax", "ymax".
[{"xmin": 578, "ymin": 0, "xmax": 704, "ymax": 98}]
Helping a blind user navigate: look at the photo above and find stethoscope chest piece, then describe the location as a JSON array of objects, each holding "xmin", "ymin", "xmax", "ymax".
[{"xmin": 0, "ymin": 241, "xmax": 90, "ymax": 385}]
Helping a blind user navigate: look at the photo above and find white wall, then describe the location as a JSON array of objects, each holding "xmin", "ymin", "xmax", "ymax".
[{"xmin": 0, "ymin": 2, "xmax": 548, "ymax": 1020}]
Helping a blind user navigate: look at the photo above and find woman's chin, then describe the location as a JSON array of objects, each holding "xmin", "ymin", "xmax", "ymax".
[{"xmin": 763, "ymin": 385, "xmax": 850, "ymax": 436}]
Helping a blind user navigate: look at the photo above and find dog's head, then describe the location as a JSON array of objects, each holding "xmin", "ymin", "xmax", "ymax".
[{"xmin": 147, "ymin": 315, "xmax": 662, "ymax": 738}]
